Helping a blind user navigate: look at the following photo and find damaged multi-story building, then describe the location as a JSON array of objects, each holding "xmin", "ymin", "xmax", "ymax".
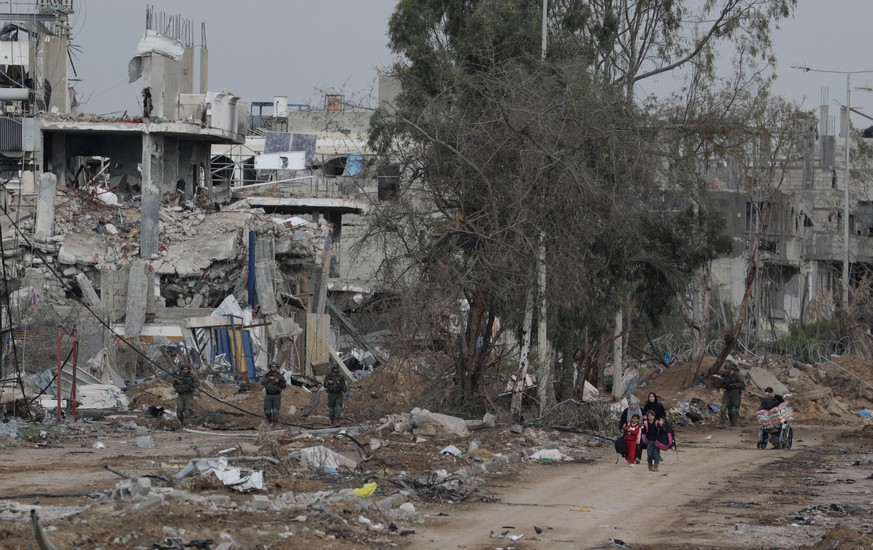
[
  {"xmin": 707, "ymin": 99, "xmax": 873, "ymax": 340},
  {"xmin": 0, "ymin": 2, "xmax": 361, "ymax": 411}
]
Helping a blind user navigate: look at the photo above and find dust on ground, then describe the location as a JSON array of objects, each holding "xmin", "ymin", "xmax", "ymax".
[{"xmin": 2, "ymin": 353, "xmax": 873, "ymax": 549}]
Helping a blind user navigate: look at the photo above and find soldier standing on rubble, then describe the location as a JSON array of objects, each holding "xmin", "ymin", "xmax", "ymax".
[
  {"xmin": 261, "ymin": 362, "xmax": 287, "ymax": 423},
  {"xmin": 719, "ymin": 364, "xmax": 745, "ymax": 428},
  {"xmin": 324, "ymin": 365, "xmax": 348, "ymax": 425},
  {"xmin": 173, "ymin": 365, "xmax": 199, "ymax": 424}
]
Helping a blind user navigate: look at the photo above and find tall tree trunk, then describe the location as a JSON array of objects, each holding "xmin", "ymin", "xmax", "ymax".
[
  {"xmin": 510, "ymin": 287, "xmax": 535, "ymax": 420},
  {"xmin": 556, "ymin": 342, "xmax": 575, "ymax": 401},
  {"xmin": 707, "ymin": 222, "xmax": 764, "ymax": 378},
  {"xmin": 685, "ymin": 261, "xmax": 713, "ymax": 387},
  {"xmin": 612, "ymin": 310, "xmax": 623, "ymax": 399}
]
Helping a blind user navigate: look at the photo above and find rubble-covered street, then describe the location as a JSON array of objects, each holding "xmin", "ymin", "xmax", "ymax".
[
  {"xmin": 3, "ymin": 355, "xmax": 873, "ymax": 549},
  {"xmin": 3, "ymin": 2, "xmax": 873, "ymax": 550}
]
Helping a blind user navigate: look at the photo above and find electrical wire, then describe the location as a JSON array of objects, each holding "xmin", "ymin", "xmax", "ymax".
[
  {"xmin": 0, "ymin": 198, "xmax": 312, "ymax": 428},
  {"xmin": 0, "ymin": 183, "xmax": 29, "ymax": 417}
]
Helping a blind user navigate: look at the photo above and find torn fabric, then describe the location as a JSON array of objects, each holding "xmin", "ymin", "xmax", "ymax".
[{"xmin": 128, "ymin": 30, "xmax": 185, "ymax": 83}]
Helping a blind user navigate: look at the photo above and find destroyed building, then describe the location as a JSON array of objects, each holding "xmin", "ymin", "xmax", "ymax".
[
  {"xmin": 707, "ymin": 101, "xmax": 873, "ymax": 339},
  {"xmin": 0, "ymin": 3, "xmax": 359, "ymax": 414}
]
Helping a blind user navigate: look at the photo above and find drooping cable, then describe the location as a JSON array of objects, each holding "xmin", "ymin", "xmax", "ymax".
[
  {"xmin": 0, "ymin": 186, "xmax": 30, "ymax": 418},
  {"xmin": 0, "ymin": 200, "xmax": 309, "ymax": 427}
]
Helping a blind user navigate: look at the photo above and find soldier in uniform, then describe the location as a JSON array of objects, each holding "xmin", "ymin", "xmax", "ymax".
[
  {"xmin": 324, "ymin": 365, "xmax": 348, "ymax": 425},
  {"xmin": 173, "ymin": 365, "xmax": 199, "ymax": 424},
  {"xmin": 719, "ymin": 364, "xmax": 745, "ymax": 428},
  {"xmin": 261, "ymin": 362, "xmax": 287, "ymax": 423}
]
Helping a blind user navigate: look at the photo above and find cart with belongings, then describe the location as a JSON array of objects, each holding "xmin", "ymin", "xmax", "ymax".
[{"xmin": 756, "ymin": 401, "xmax": 794, "ymax": 449}]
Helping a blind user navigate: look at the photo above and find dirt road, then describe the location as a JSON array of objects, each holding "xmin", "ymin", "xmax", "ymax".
[{"xmin": 412, "ymin": 424, "xmax": 869, "ymax": 549}]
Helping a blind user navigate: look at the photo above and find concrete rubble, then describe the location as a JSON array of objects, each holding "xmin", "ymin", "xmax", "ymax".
[
  {"xmin": 4, "ymin": 193, "xmax": 321, "ymax": 312},
  {"xmin": 175, "ymin": 457, "xmax": 266, "ymax": 492}
]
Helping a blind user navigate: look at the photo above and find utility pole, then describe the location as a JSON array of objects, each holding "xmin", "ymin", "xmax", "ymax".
[
  {"xmin": 535, "ymin": 0, "xmax": 555, "ymax": 416},
  {"xmin": 793, "ymin": 65, "xmax": 873, "ymax": 309}
]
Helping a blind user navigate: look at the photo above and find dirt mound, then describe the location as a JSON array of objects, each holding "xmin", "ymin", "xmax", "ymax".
[
  {"xmin": 345, "ymin": 354, "xmax": 445, "ymax": 421},
  {"xmin": 803, "ymin": 524, "xmax": 867, "ymax": 550},
  {"xmin": 632, "ymin": 355, "xmax": 871, "ymax": 427}
]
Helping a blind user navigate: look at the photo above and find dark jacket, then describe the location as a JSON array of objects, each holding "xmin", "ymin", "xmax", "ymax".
[
  {"xmin": 262, "ymin": 371, "xmax": 287, "ymax": 395},
  {"xmin": 643, "ymin": 400, "xmax": 667, "ymax": 421},
  {"xmin": 324, "ymin": 370, "xmax": 347, "ymax": 394},
  {"xmin": 641, "ymin": 418, "xmax": 662, "ymax": 443},
  {"xmin": 172, "ymin": 371, "xmax": 199, "ymax": 395},
  {"xmin": 759, "ymin": 394, "xmax": 784, "ymax": 411},
  {"xmin": 721, "ymin": 370, "xmax": 745, "ymax": 394}
]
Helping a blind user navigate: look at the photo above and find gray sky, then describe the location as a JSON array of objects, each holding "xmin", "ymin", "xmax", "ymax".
[
  {"xmin": 769, "ymin": 0, "xmax": 873, "ymax": 130},
  {"xmin": 71, "ymin": 0, "xmax": 399, "ymax": 115},
  {"xmin": 69, "ymin": 0, "xmax": 873, "ymax": 129}
]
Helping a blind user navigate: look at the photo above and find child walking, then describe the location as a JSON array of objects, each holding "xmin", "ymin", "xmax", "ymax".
[
  {"xmin": 622, "ymin": 414, "xmax": 642, "ymax": 468},
  {"xmin": 642, "ymin": 410, "xmax": 664, "ymax": 471}
]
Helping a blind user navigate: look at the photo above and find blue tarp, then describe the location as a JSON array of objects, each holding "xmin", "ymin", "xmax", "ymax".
[{"xmin": 343, "ymin": 152, "xmax": 363, "ymax": 176}]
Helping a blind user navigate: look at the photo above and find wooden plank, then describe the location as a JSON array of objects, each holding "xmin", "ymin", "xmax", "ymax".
[
  {"xmin": 328, "ymin": 346, "xmax": 355, "ymax": 384},
  {"xmin": 305, "ymin": 312, "xmax": 330, "ymax": 374}
]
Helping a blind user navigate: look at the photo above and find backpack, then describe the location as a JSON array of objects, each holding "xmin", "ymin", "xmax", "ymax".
[
  {"xmin": 614, "ymin": 436, "xmax": 628, "ymax": 457},
  {"xmin": 655, "ymin": 422, "xmax": 676, "ymax": 451}
]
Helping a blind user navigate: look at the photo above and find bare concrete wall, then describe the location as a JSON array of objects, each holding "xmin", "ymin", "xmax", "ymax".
[
  {"xmin": 141, "ymin": 133, "xmax": 164, "ymax": 258},
  {"xmin": 143, "ymin": 54, "xmax": 180, "ymax": 119},
  {"xmin": 181, "ymin": 46, "xmax": 194, "ymax": 94},
  {"xmin": 44, "ymin": 33, "xmax": 70, "ymax": 113}
]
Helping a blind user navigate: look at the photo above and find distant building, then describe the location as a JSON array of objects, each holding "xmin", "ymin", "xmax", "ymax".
[{"xmin": 707, "ymin": 102, "xmax": 871, "ymax": 339}]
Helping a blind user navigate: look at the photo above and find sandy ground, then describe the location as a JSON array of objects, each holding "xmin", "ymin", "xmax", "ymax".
[
  {"xmin": 3, "ymin": 354, "xmax": 873, "ymax": 549},
  {"xmin": 410, "ymin": 424, "xmax": 873, "ymax": 549}
]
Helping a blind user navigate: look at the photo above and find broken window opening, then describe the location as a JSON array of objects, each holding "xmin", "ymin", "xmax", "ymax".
[{"xmin": 323, "ymin": 156, "xmax": 347, "ymax": 178}]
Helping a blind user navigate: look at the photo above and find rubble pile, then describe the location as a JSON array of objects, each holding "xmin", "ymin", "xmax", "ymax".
[
  {"xmin": 3, "ymin": 191, "xmax": 323, "ymax": 312},
  {"xmin": 3, "ymin": 351, "xmax": 873, "ymax": 548}
]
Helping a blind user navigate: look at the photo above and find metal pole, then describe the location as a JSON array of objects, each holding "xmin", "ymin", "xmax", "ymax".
[
  {"xmin": 844, "ymin": 73, "xmax": 851, "ymax": 306},
  {"xmin": 248, "ymin": 230, "xmax": 256, "ymax": 308},
  {"xmin": 71, "ymin": 325, "xmax": 78, "ymax": 421},
  {"xmin": 541, "ymin": 0, "xmax": 548, "ymax": 59},
  {"xmin": 55, "ymin": 325, "xmax": 61, "ymax": 423}
]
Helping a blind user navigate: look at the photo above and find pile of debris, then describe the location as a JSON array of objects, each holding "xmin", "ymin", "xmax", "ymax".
[{"xmin": 3, "ymin": 191, "xmax": 324, "ymax": 311}]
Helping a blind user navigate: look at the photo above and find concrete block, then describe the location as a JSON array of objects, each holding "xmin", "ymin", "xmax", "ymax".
[
  {"xmin": 251, "ymin": 494, "xmax": 275, "ymax": 511},
  {"xmin": 375, "ymin": 493, "xmax": 407, "ymax": 511},
  {"xmin": 132, "ymin": 477, "xmax": 152, "ymax": 497},
  {"xmin": 132, "ymin": 493, "xmax": 165, "ymax": 511}
]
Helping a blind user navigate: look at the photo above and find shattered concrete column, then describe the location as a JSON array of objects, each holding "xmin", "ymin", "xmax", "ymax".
[
  {"xmin": 77, "ymin": 315, "xmax": 103, "ymax": 373},
  {"xmin": 29, "ymin": 29, "xmax": 45, "ymax": 112},
  {"xmin": 143, "ymin": 54, "xmax": 180, "ymax": 120},
  {"xmin": 21, "ymin": 171, "xmax": 34, "ymax": 194},
  {"xmin": 125, "ymin": 260, "xmax": 149, "ymax": 338},
  {"xmin": 255, "ymin": 235, "xmax": 278, "ymax": 315},
  {"xmin": 45, "ymin": 30, "xmax": 71, "ymax": 113},
  {"xmin": 199, "ymin": 23, "xmax": 208, "ymax": 94},
  {"xmin": 75, "ymin": 273, "xmax": 101, "ymax": 307},
  {"xmin": 140, "ymin": 132, "xmax": 163, "ymax": 259},
  {"xmin": 51, "ymin": 133, "xmax": 67, "ymax": 187},
  {"xmin": 34, "ymin": 173, "xmax": 56, "ymax": 242},
  {"xmin": 181, "ymin": 44, "xmax": 194, "ymax": 94}
]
